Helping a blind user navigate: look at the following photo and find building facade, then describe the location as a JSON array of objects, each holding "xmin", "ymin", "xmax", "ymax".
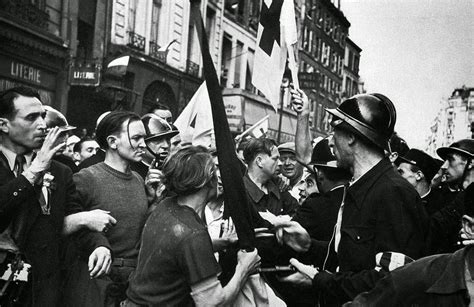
[
  {"xmin": 0, "ymin": 0, "xmax": 361, "ymax": 142},
  {"xmin": 426, "ymin": 86, "xmax": 474, "ymax": 156},
  {"xmin": 0, "ymin": 0, "xmax": 71, "ymax": 110},
  {"xmin": 298, "ymin": 0, "xmax": 350, "ymax": 137},
  {"xmin": 66, "ymin": 0, "xmax": 221, "ymax": 133},
  {"xmin": 341, "ymin": 37, "xmax": 361, "ymax": 99}
]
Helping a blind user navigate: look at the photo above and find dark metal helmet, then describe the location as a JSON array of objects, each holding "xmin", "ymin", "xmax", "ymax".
[
  {"xmin": 437, "ymin": 139, "xmax": 474, "ymax": 161},
  {"xmin": 326, "ymin": 93, "xmax": 396, "ymax": 151},
  {"xmin": 141, "ymin": 113, "xmax": 179, "ymax": 142}
]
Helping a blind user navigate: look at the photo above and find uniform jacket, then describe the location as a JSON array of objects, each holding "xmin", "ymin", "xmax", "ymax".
[
  {"xmin": 308, "ymin": 158, "xmax": 428, "ymax": 305},
  {"xmin": 0, "ymin": 155, "xmax": 110, "ymax": 306},
  {"xmin": 293, "ymin": 186, "xmax": 344, "ymax": 242},
  {"xmin": 243, "ymin": 174, "xmax": 299, "ymax": 217},
  {"xmin": 347, "ymin": 246, "xmax": 474, "ymax": 306}
]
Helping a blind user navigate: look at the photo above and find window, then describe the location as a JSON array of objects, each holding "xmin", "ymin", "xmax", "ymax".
[
  {"xmin": 303, "ymin": 26, "xmax": 309, "ymax": 51},
  {"xmin": 206, "ymin": 7, "xmax": 216, "ymax": 49},
  {"xmin": 221, "ymin": 34, "xmax": 233, "ymax": 87},
  {"xmin": 150, "ymin": 0, "xmax": 162, "ymax": 44},
  {"xmin": 316, "ymin": 7, "xmax": 323, "ymax": 27},
  {"xmin": 245, "ymin": 48, "xmax": 255, "ymax": 92},
  {"xmin": 233, "ymin": 41, "xmax": 244, "ymax": 88},
  {"xmin": 312, "ymin": 32, "xmax": 317, "ymax": 57},
  {"xmin": 128, "ymin": 0, "xmax": 136, "ymax": 32}
]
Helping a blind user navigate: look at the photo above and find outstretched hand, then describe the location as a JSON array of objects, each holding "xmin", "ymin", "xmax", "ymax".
[
  {"xmin": 278, "ymin": 258, "xmax": 318, "ymax": 287},
  {"xmin": 273, "ymin": 220, "xmax": 311, "ymax": 252}
]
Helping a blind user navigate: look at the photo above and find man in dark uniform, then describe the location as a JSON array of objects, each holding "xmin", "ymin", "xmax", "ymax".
[
  {"xmin": 347, "ymin": 169, "xmax": 474, "ymax": 306},
  {"xmin": 0, "ymin": 87, "xmax": 111, "ymax": 306},
  {"xmin": 242, "ymin": 138, "xmax": 299, "ymax": 218},
  {"xmin": 293, "ymin": 138, "xmax": 351, "ymax": 244},
  {"xmin": 281, "ymin": 90, "xmax": 427, "ymax": 306},
  {"xmin": 396, "ymin": 148, "xmax": 446, "ymax": 216},
  {"xmin": 428, "ymin": 139, "xmax": 474, "ymax": 254}
]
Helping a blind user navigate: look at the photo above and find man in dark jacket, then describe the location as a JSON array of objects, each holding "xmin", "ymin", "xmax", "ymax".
[
  {"xmin": 346, "ymin": 179, "xmax": 474, "ymax": 306},
  {"xmin": 396, "ymin": 148, "xmax": 446, "ymax": 216},
  {"xmin": 0, "ymin": 87, "xmax": 111, "ymax": 306},
  {"xmin": 428, "ymin": 139, "xmax": 474, "ymax": 254},
  {"xmin": 282, "ymin": 90, "xmax": 428, "ymax": 305}
]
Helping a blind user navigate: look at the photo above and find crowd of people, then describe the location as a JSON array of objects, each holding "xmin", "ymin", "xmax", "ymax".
[{"xmin": 0, "ymin": 85, "xmax": 472, "ymax": 306}]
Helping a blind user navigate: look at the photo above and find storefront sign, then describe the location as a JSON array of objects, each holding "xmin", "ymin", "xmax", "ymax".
[
  {"xmin": 0, "ymin": 55, "xmax": 56, "ymax": 89},
  {"xmin": 68, "ymin": 61, "xmax": 101, "ymax": 86},
  {"xmin": 223, "ymin": 95, "xmax": 243, "ymax": 131}
]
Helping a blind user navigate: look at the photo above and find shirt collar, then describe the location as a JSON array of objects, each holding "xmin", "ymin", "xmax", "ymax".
[
  {"xmin": 420, "ymin": 188, "xmax": 432, "ymax": 199},
  {"xmin": 243, "ymin": 174, "xmax": 280, "ymax": 203},
  {"xmin": 0, "ymin": 145, "xmax": 34, "ymax": 171},
  {"xmin": 346, "ymin": 158, "xmax": 394, "ymax": 210},
  {"xmin": 426, "ymin": 247, "xmax": 473, "ymax": 294},
  {"xmin": 330, "ymin": 184, "xmax": 345, "ymax": 192}
]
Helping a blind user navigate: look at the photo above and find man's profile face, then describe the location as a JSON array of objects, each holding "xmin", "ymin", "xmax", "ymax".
[
  {"xmin": 329, "ymin": 128, "xmax": 351, "ymax": 170},
  {"xmin": 279, "ymin": 151, "xmax": 298, "ymax": 178},
  {"xmin": 259, "ymin": 146, "xmax": 281, "ymax": 179},
  {"xmin": 2, "ymin": 95, "xmax": 47, "ymax": 152},
  {"xmin": 441, "ymin": 153, "xmax": 468, "ymax": 183},
  {"xmin": 397, "ymin": 162, "xmax": 418, "ymax": 188}
]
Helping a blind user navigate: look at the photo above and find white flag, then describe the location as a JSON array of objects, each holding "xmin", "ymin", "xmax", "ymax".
[
  {"xmin": 106, "ymin": 56, "xmax": 129, "ymax": 77},
  {"xmin": 174, "ymin": 82, "xmax": 214, "ymax": 148},
  {"xmin": 252, "ymin": 0, "xmax": 298, "ymax": 111},
  {"xmin": 239, "ymin": 115, "xmax": 270, "ymax": 139}
]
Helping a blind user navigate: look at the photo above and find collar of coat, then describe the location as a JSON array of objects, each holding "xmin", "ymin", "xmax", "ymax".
[
  {"xmin": 243, "ymin": 174, "xmax": 280, "ymax": 203},
  {"xmin": 346, "ymin": 157, "xmax": 394, "ymax": 210}
]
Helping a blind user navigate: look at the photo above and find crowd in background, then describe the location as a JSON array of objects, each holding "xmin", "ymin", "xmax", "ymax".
[{"xmin": 0, "ymin": 86, "xmax": 473, "ymax": 306}]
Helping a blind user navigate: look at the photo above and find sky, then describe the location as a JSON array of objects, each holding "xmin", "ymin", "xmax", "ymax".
[{"xmin": 339, "ymin": 0, "xmax": 474, "ymax": 148}]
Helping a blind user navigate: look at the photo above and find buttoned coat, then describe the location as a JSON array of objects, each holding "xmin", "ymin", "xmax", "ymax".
[
  {"xmin": 309, "ymin": 158, "xmax": 429, "ymax": 305},
  {"xmin": 0, "ymin": 157, "xmax": 110, "ymax": 306}
]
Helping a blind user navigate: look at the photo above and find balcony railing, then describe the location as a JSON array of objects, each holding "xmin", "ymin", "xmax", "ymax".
[
  {"xmin": 186, "ymin": 60, "xmax": 200, "ymax": 77},
  {"xmin": 149, "ymin": 41, "xmax": 166, "ymax": 63},
  {"xmin": 0, "ymin": 0, "xmax": 49, "ymax": 29},
  {"xmin": 127, "ymin": 31, "xmax": 145, "ymax": 51}
]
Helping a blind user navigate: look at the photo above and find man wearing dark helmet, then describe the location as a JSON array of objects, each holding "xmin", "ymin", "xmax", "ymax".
[{"xmin": 278, "ymin": 90, "xmax": 428, "ymax": 306}]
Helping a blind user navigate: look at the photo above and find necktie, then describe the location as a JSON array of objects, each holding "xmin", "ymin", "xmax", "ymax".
[
  {"xmin": 13, "ymin": 155, "xmax": 25, "ymax": 177},
  {"xmin": 334, "ymin": 185, "xmax": 348, "ymax": 253}
]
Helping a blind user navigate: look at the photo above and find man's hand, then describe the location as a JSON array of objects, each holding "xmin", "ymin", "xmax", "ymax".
[
  {"xmin": 88, "ymin": 246, "xmax": 112, "ymax": 278},
  {"xmin": 273, "ymin": 220, "xmax": 311, "ymax": 252},
  {"xmin": 220, "ymin": 218, "xmax": 238, "ymax": 245},
  {"xmin": 274, "ymin": 174, "xmax": 291, "ymax": 192},
  {"xmin": 278, "ymin": 258, "xmax": 318, "ymax": 287},
  {"xmin": 237, "ymin": 249, "xmax": 261, "ymax": 277},
  {"xmin": 290, "ymin": 88, "xmax": 310, "ymax": 116},
  {"xmin": 145, "ymin": 168, "xmax": 165, "ymax": 203},
  {"xmin": 83, "ymin": 209, "xmax": 117, "ymax": 232},
  {"xmin": 24, "ymin": 127, "xmax": 66, "ymax": 184}
]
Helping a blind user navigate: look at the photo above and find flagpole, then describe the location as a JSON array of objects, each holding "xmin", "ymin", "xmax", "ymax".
[
  {"xmin": 287, "ymin": 43, "xmax": 300, "ymax": 90},
  {"xmin": 190, "ymin": 0, "xmax": 255, "ymax": 250}
]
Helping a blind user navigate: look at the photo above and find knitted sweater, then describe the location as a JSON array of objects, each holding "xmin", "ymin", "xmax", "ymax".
[{"xmin": 73, "ymin": 162, "xmax": 148, "ymax": 259}]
